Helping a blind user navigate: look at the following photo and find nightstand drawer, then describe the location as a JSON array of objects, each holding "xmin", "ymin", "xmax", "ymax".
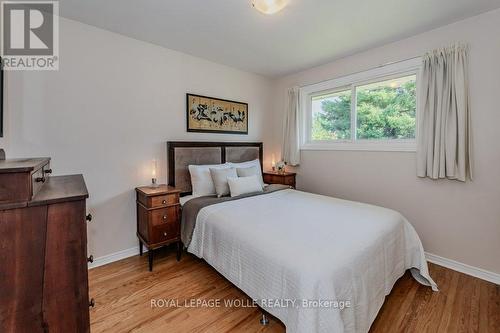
[
  {"xmin": 150, "ymin": 206, "xmax": 179, "ymax": 227},
  {"xmin": 151, "ymin": 223, "xmax": 179, "ymax": 244},
  {"xmin": 150, "ymin": 193, "xmax": 178, "ymax": 208},
  {"xmin": 284, "ymin": 176, "xmax": 295, "ymax": 186},
  {"xmin": 263, "ymin": 174, "xmax": 275, "ymax": 184},
  {"xmin": 263, "ymin": 171, "xmax": 296, "ymax": 188},
  {"xmin": 264, "ymin": 174, "xmax": 287, "ymax": 184}
]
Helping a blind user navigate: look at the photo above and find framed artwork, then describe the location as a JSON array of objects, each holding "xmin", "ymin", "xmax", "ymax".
[{"xmin": 186, "ymin": 93, "xmax": 248, "ymax": 134}]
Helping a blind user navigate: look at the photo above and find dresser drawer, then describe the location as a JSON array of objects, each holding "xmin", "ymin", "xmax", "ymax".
[
  {"xmin": 150, "ymin": 206, "xmax": 179, "ymax": 227},
  {"xmin": 42, "ymin": 162, "xmax": 52, "ymax": 177},
  {"xmin": 151, "ymin": 223, "xmax": 179, "ymax": 244},
  {"xmin": 31, "ymin": 162, "xmax": 51, "ymax": 198},
  {"xmin": 0, "ymin": 157, "xmax": 51, "ymax": 203},
  {"xmin": 31, "ymin": 167, "xmax": 45, "ymax": 197}
]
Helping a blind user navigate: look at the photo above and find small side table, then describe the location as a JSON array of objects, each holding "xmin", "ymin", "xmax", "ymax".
[
  {"xmin": 136, "ymin": 185, "xmax": 182, "ymax": 271},
  {"xmin": 263, "ymin": 171, "xmax": 296, "ymax": 188}
]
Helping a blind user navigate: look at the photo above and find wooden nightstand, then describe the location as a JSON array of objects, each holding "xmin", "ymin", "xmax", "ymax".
[
  {"xmin": 136, "ymin": 185, "xmax": 182, "ymax": 271},
  {"xmin": 263, "ymin": 171, "xmax": 296, "ymax": 188}
]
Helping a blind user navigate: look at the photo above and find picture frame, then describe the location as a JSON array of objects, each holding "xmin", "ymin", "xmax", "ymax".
[{"xmin": 186, "ymin": 93, "xmax": 248, "ymax": 134}]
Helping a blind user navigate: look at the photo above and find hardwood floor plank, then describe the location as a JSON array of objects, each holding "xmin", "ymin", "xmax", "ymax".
[
  {"xmin": 411, "ymin": 266, "xmax": 448, "ymax": 333},
  {"xmin": 468, "ymin": 277, "xmax": 481, "ymax": 333},
  {"xmin": 89, "ymin": 247, "xmax": 500, "ymax": 332},
  {"xmin": 436, "ymin": 267, "xmax": 460, "ymax": 332},
  {"xmin": 484, "ymin": 280, "xmax": 500, "ymax": 333}
]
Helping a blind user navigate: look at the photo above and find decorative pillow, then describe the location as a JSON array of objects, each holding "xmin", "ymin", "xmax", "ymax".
[
  {"xmin": 236, "ymin": 165, "xmax": 261, "ymax": 182},
  {"xmin": 227, "ymin": 175, "xmax": 264, "ymax": 197},
  {"xmin": 188, "ymin": 163, "xmax": 229, "ymax": 197},
  {"xmin": 229, "ymin": 159, "xmax": 264, "ymax": 187},
  {"xmin": 210, "ymin": 167, "xmax": 238, "ymax": 197}
]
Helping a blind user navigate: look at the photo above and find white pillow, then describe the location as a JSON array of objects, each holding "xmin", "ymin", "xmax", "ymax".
[
  {"xmin": 228, "ymin": 159, "xmax": 264, "ymax": 187},
  {"xmin": 210, "ymin": 167, "xmax": 237, "ymax": 197},
  {"xmin": 188, "ymin": 163, "xmax": 229, "ymax": 197},
  {"xmin": 227, "ymin": 175, "xmax": 263, "ymax": 197},
  {"xmin": 236, "ymin": 165, "xmax": 260, "ymax": 179}
]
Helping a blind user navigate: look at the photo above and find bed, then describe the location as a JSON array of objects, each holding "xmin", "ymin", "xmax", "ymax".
[{"xmin": 167, "ymin": 141, "xmax": 437, "ymax": 333}]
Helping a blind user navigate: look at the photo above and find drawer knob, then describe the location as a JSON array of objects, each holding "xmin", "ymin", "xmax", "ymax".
[
  {"xmin": 162, "ymin": 200, "xmax": 167, "ymax": 204},
  {"xmin": 87, "ymin": 255, "xmax": 94, "ymax": 263},
  {"xmin": 163, "ymin": 232, "xmax": 167, "ymax": 237},
  {"xmin": 163, "ymin": 215, "xmax": 167, "ymax": 220},
  {"xmin": 35, "ymin": 177, "xmax": 46, "ymax": 183},
  {"xmin": 89, "ymin": 298, "xmax": 95, "ymax": 308},
  {"xmin": 44, "ymin": 168, "xmax": 53, "ymax": 174},
  {"xmin": 86, "ymin": 214, "xmax": 93, "ymax": 222}
]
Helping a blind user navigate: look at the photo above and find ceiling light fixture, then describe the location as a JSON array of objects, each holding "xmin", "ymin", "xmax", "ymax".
[{"xmin": 252, "ymin": 0, "xmax": 289, "ymax": 15}]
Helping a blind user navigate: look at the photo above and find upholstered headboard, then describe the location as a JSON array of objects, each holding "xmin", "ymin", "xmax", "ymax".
[{"xmin": 167, "ymin": 141, "xmax": 263, "ymax": 196}]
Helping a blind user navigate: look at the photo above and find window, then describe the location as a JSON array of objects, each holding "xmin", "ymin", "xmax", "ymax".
[
  {"xmin": 301, "ymin": 58, "xmax": 420, "ymax": 151},
  {"xmin": 356, "ymin": 75, "xmax": 416, "ymax": 140},
  {"xmin": 311, "ymin": 89, "xmax": 351, "ymax": 141}
]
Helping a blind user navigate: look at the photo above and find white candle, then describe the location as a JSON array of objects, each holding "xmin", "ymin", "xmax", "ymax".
[{"xmin": 151, "ymin": 159, "xmax": 157, "ymax": 178}]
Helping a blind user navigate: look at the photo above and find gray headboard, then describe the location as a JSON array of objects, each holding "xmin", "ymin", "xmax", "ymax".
[{"xmin": 167, "ymin": 141, "xmax": 263, "ymax": 196}]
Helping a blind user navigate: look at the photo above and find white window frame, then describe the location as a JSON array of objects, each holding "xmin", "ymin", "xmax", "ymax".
[{"xmin": 300, "ymin": 58, "xmax": 421, "ymax": 152}]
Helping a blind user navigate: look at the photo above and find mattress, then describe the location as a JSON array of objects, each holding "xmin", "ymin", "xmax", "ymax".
[{"xmin": 187, "ymin": 189, "xmax": 437, "ymax": 333}]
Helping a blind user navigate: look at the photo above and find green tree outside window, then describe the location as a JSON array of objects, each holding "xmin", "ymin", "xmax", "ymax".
[{"xmin": 312, "ymin": 76, "xmax": 416, "ymax": 141}]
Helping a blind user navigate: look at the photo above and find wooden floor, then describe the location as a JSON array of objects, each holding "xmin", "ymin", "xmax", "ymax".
[{"xmin": 89, "ymin": 246, "xmax": 499, "ymax": 332}]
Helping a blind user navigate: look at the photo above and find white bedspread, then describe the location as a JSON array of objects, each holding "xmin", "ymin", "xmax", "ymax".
[{"xmin": 188, "ymin": 189, "xmax": 437, "ymax": 333}]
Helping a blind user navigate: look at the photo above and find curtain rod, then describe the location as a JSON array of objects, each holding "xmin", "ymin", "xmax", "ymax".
[{"xmin": 298, "ymin": 55, "xmax": 422, "ymax": 88}]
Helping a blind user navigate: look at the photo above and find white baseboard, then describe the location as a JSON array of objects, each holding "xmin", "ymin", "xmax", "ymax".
[
  {"xmin": 426, "ymin": 252, "xmax": 500, "ymax": 285},
  {"xmin": 88, "ymin": 246, "xmax": 499, "ymax": 285},
  {"xmin": 88, "ymin": 245, "xmax": 146, "ymax": 269}
]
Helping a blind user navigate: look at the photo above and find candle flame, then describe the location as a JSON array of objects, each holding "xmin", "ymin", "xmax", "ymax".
[{"xmin": 151, "ymin": 159, "xmax": 157, "ymax": 177}]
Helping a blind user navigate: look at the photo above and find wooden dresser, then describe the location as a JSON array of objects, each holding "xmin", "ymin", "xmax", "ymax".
[
  {"xmin": 136, "ymin": 185, "xmax": 181, "ymax": 271},
  {"xmin": 0, "ymin": 157, "xmax": 92, "ymax": 333},
  {"xmin": 263, "ymin": 171, "xmax": 296, "ymax": 188}
]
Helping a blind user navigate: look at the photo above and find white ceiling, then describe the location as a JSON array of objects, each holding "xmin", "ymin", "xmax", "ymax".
[{"xmin": 60, "ymin": 0, "xmax": 500, "ymax": 77}]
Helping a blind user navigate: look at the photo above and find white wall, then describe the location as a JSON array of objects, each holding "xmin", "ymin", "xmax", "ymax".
[
  {"xmin": 1, "ymin": 18, "xmax": 275, "ymax": 258},
  {"xmin": 272, "ymin": 9, "xmax": 500, "ymax": 274}
]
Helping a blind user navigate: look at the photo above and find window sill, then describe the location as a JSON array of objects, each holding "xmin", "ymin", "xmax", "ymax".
[{"xmin": 301, "ymin": 141, "xmax": 416, "ymax": 152}]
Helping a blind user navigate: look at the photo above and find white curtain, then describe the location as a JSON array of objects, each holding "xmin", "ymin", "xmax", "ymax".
[
  {"xmin": 417, "ymin": 44, "xmax": 472, "ymax": 181},
  {"xmin": 282, "ymin": 87, "xmax": 301, "ymax": 166}
]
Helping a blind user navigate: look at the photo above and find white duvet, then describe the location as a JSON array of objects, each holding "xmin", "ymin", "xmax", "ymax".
[{"xmin": 188, "ymin": 189, "xmax": 437, "ymax": 333}]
